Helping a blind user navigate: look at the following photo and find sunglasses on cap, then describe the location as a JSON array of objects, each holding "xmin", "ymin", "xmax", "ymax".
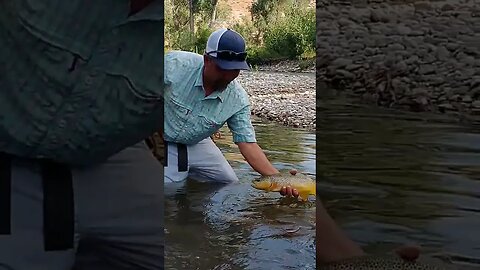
[{"xmin": 206, "ymin": 50, "xmax": 247, "ymax": 61}]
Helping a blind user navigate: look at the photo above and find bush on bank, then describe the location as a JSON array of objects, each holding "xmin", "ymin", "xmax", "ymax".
[{"xmin": 165, "ymin": 0, "xmax": 315, "ymax": 68}]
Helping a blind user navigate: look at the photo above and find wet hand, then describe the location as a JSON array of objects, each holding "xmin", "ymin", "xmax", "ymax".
[
  {"xmin": 280, "ymin": 186, "xmax": 299, "ymax": 197},
  {"xmin": 279, "ymin": 169, "xmax": 300, "ymax": 198}
]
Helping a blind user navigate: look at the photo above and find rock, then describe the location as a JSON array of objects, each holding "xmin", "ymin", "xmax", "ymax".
[
  {"xmin": 331, "ymin": 58, "xmax": 353, "ymax": 68},
  {"xmin": 314, "ymin": 0, "xmax": 480, "ymax": 117},
  {"xmin": 397, "ymin": 25, "xmax": 412, "ymax": 35},
  {"xmin": 387, "ymin": 43, "xmax": 405, "ymax": 51},
  {"xmin": 336, "ymin": 69, "xmax": 356, "ymax": 79},
  {"xmin": 436, "ymin": 46, "xmax": 450, "ymax": 61},
  {"xmin": 392, "ymin": 79, "xmax": 408, "ymax": 94},
  {"xmin": 338, "ymin": 18, "xmax": 355, "ymax": 27},
  {"xmin": 370, "ymin": 8, "xmax": 390, "ymax": 23},
  {"xmin": 370, "ymin": 54, "xmax": 385, "ymax": 63},
  {"xmin": 345, "ymin": 64, "xmax": 363, "ymax": 71},
  {"xmin": 462, "ymin": 56, "xmax": 476, "ymax": 66},
  {"xmin": 404, "ymin": 55, "xmax": 420, "ymax": 65},
  {"xmin": 408, "ymin": 30, "xmax": 425, "ymax": 36},
  {"xmin": 449, "ymin": 94, "xmax": 461, "ymax": 101},
  {"xmin": 322, "ymin": 29, "xmax": 340, "ymax": 36},
  {"xmin": 418, "ymin": 65, "xmax": 436, "ymax": 75},
  {"xmin": 446, "ymin": 42, "xmax": 460, "ymax": 51},
  {"xmin": 456, "ymin": 86, "xmax": 470, "ymax": 94},
  {"xmin": 349, "ymin": 8, "xmax": 371, "ymax": 23},
  {"xmin": 317, "ymin": 55, "xmax": 332, "ymax": 68},
  {"xmin": 411, "ymin": 88, "xmax": 429, "ymax": 97},
  {"xmin": 414, "ymin": 2, "xmax": 433, "ymax": 11},
  {"xmin": 327, "ymin": 6, "xmax": 340, "ymax": 16},
  {"xmin": 441, "ymin": 4, "xmax": 455, "ymax": 11},
  {"xmin": 424, "ymin": 36, "xmax": 447, "ymax": 46},
  {"xmin": 354, "ymin": 87, "xmax": 367, "ymax": 94},
  {"xmin": 317, "ymin": 10, "xmax": 334, "ymax": 20},
  {"xmin": 393, "ymin": 61, "xmax": 408, "ymax": 74},
  {"xmin": 438, "ymin": 103, "xmax": 455, "ymax": 112},
  {"xmin": 462, "ymin": 95, "xmax": 473, "ymax": 103},
  {"xmin": 471, "ymin": 109, "xmax": 480, "ymax": 115},
  {"xmin": 473, "ymin": 100, "xmax": 480, "ymax": 108},
  {"xmin": 429, "ymin": 77, "xmax": 446, "ymax": 86},
  {"xmin": 470, "ymin": 77, "xmax": 480, "ymax": 89},
  {"xmin": 396, "ymin": 96, "xmax": 409, "ymax": 105},
  {"xmin": 353, "ymin": 81, "xmax": 363, "ymax": 89},
  {"xmin": 350, "ymin": 42, "xmax": 366, "ymax": 51},
  {"xmin": 415, "ymin": 96, "xmax": 429, "ymax": 106}
]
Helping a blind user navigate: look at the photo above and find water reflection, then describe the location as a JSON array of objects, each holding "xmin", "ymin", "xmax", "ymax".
[
  {"xmin": 165, "ymin": 117, "xmax": 316, "ymax": 270},
  {"xmin": 318, "ymin": 95, "xmax": 480, "ymax": 268}
]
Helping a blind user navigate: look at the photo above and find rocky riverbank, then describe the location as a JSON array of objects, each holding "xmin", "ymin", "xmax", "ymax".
[
  {"xmin": 252, "ymin": 59, "xmax": 315, "ymax": 73},
  {"xmin": 316, "ymin": 0, "xmax": 480, "ymax": 115},
  {"xmin": 237, "ymin": 71, "xmax": 316, "ymax": 130}
]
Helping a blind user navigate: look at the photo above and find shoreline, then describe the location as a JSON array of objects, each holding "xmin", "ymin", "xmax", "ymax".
[
  {"xmin": 250, "ymin": 58, "xmax": 315, "ymax": 73},
  {"xmin": 238, "ymin": 68, "xmax": 316, "ymax": 130},
  {"xmin": 316, "ymin": 0, "xmax": 480, "ymax": 116}
]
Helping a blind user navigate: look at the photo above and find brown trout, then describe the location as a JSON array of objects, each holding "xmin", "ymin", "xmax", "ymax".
[
  {"xmin": 251, "ymin": 170, "xmax": 316, "ymax": 201},
  {"xmin": 318, "ymin": 255, "xmax": 448, "ymax": 270}
]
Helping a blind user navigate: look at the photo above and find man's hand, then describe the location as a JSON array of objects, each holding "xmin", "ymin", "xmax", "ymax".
[
  {"xmin": 279, "ymin": 169, "xmax": 300, "ymax": 198},
  {"xmin": 279, "ymin": 186, "xmax": 299, "ymax": 197}
]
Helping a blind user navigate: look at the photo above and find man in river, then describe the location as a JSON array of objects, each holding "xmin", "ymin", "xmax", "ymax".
[
  {"xmin": 163, "ymin": 28, "xmax": 281, "ymax": 184},
  {"xmin": 162, "ymin": 29, "xmax": 422, "ymax": 265}
]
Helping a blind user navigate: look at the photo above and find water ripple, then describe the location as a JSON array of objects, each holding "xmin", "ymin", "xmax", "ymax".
[{"xmin": 319, "ymin": 97, "xmax": 480, "ymax": 268}]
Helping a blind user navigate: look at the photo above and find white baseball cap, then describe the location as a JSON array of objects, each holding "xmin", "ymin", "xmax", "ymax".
[{"xmin": 205, "ymin": 28, "xmax": 250, "ymax": 70}]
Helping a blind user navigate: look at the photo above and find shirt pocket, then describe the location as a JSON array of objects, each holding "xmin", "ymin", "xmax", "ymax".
[
  {"xmin": 164, "ymin": 97, "xmax": 192, "ymax": 142},
  {"xmin": 196, "ymin": 114, "xmax": 224, "ymax": 140},
  {"xmin": 41, "ymin": 69, "xmax": 165, "ymax": 165},
  {"xmin": 59, "ymin": 20, "xmax": 165, "ymax": 159}
]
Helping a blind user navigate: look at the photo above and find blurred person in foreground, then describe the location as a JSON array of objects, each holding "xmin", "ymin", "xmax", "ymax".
[{"xmin": 0, "ymin": 1, "xmax": 165, "ymax": 269}]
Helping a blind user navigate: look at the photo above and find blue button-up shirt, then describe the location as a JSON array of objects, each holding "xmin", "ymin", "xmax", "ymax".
[
  {"xmin": 164, "ymin": 51, "xmax": 256, "ymax": 145},
  {"xmin": 0, "ymin": 0, "xmax": 164, "ymax": 165}
]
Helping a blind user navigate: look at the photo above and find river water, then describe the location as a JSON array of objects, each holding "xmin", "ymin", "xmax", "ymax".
[
  {"xmin": 164, "ymin": 117, "xmax": 316, "ymax": 270},
  {"xmin": 318, "ymin": 94, "xmax": 480, "ymax": 268}
]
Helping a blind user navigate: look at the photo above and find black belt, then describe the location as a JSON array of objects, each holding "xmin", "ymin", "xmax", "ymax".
[
  {"xmin": 41, "ymin": 159, "xmax": 74, "ymax": 251},
  {"xmin": 164, "ymin": 142, "xmax": 188, "ymax": 172},
  {"xmin": 0, "ymin": 153, "xmax": 74, "ymax": 251},
  {"xmin": 0, "ymin": 153, "xmax": 11, "ymax": 235}
]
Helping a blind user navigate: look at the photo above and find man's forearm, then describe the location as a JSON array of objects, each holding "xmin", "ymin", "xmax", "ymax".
[
  {"xmin": 317, "ymin": 200, "xmax": 365, "ymax": 263},
  {"xmin": 237, "ymin": 142, "xmax": 279, "ymax": 176}
]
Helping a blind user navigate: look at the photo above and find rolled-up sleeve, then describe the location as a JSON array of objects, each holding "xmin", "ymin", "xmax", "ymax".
[{"xmin": 227, "ymin": 105, "xmax": 256, "ymax": 143}]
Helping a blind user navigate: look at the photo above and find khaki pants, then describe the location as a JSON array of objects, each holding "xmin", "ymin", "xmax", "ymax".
[
  {"xmin": 0, "ymin": 142, "xmax": 164, "ymax": 270},
  {"xmin": 164, "ymin": 137, "xmax": 238, "ymax": 185}
]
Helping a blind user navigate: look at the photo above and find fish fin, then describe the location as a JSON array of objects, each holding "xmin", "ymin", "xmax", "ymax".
[{"xmin": 298, "ymin": 190, "xmax": 310, "ymax": 201}]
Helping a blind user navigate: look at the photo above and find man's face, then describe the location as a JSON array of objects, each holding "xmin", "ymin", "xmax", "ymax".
[{"xmin": 205, "ymin": 56, "xmax": 240, "ymax": 91}]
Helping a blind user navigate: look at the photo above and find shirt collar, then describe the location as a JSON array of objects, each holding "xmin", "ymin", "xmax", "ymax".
[{"xmin": 196, "ymin": 67, "xmax": 226, "ymax": 102}]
